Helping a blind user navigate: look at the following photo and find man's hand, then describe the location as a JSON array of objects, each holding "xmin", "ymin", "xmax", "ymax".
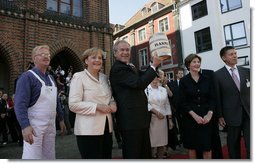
[
  {"xmin": 59, "ymin": 120, "xmax": 66, "ymax": 137},
  {"xmin": 218, "ymin": 117, "xmax": 226, "ymax": 127},
  {"xmin": 22, "ymin": 126, "xmax": 36, "ymax": 145},
  {"xmin": 151, "ymin": 52, "xmax": 162, "ymax": 68}
]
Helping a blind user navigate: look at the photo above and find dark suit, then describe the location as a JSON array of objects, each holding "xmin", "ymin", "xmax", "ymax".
[
  {"xmin": 167, "ymin": 80, "xmax": 182, "ymax": 148},
  {"xmin": 214, "ymin": 66, "xmax": 250, "ymax": 159},
  {"xmin": 109, "ymin": 60, "xmax": 157, "ymax": 159}
]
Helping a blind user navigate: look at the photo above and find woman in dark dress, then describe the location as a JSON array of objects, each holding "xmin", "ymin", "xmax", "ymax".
[{"xmin": 179, "ymin": 54, "xmax": 215, "ymax": 159}]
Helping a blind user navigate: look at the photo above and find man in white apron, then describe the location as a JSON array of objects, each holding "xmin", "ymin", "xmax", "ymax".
[{"xmin": 14, "ymin": 45, "xmax": 66, "ymax": 159}]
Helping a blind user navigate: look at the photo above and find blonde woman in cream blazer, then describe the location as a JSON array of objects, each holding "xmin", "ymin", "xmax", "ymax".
[
  {"xmin": 69, "ymin": 47, "xmax": 116, "ymax": 159},
  {"xmin": 145, "ymin": 77, "xmax": 172, "ymax": 159}
]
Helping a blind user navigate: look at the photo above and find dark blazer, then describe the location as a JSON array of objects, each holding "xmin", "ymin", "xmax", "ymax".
[
  {"xmin": 167, "ymin": 80, "xmax": 179, "ymax": 111},
  {"xmin": 214, "ymin": 66, "xmax": 250, "ymax": 126},
  {"xmin": 179, "ymin": 71, "xmax": 215, "ymax": 117},
  {"xmin": 109, "ymin": 60, "xmax": 157, "ymax": 130}
]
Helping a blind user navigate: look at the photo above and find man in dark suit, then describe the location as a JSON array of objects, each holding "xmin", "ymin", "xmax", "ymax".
[
  {"xmin": 167, "ymin": 69, "xmax": 183, "ymax": 148},
  {"xmin": 109, "ymin": 40, "xmax": 161, "ymax": 159},
  {"xmin": 214, "ymin": 46, "xmax": 250, "ymax": 159}
]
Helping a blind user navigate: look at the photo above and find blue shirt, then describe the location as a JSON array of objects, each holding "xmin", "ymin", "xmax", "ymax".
[{"xmin": 14, "ymin": 67, "xmax": 64, "ymax": 129}]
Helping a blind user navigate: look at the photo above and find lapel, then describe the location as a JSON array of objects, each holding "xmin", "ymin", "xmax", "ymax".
[
  {"xmin": 222, "ymin": 67, "xmax": 240, "ymax": 92},
  {"xmin": 237, "ymin": 66, "xmax": 247, "ymax": 91}
]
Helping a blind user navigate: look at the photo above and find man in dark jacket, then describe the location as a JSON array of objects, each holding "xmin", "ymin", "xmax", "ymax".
[{"xmin": 110, "ymin": 40, "xmax": 161, "ymax": 159}]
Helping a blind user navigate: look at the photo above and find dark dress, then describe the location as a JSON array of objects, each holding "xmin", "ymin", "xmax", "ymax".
[{"xmin": 179, "ymin": 72, "xmax": 215, "ymax": 151}]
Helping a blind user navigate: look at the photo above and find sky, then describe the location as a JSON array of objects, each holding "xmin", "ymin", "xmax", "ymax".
[{"xmin": 109, "ymin": 0, "xmax": 150, "ymax": 25}]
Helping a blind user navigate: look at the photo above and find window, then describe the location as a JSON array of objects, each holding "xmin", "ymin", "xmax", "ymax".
[
  {"xmin": 139, "ymin": 48, "xmax": 148, "ymax": 67},
  {"xmin": 191, "ymin": 0, "xmax": 208, "ymax": 20},
  {"xmin": 237, "ymin": 56, "xmax": 249, "ymax": 66},
  {"xmin": 73, "ymin": 0, "xmax": 82, "ymax": 17},
  {"xmin": 47, "ymin": 0, "xmax": 82, "ymax": 17},
  {"xmin": 142, "ymin": 7, "xmax": 148, "ymax": 16},
  {"xmin": 151, "ymin": 2, "xmax": 164, "ymax": 14},
  {"xmin": 159, "ymin": 17, "xmax": 169, "ymax": 32},
  {"xmin": 194, "ymin": 27, "xmax": 212, "ymax": 53},
  {"xmin": 224, "ymin": 21, "xmax": 247, "ymax": 47},
  {"xmin": 138, "ymin": 28, "xmax": 146, "ymax": 42},
  {"xmin": 220, "ymin": 0, "xmax": 242, "ymax": 13},
  {"xmin": 166, "ymin": 72, "xmax": 174, "ymax": 82}
]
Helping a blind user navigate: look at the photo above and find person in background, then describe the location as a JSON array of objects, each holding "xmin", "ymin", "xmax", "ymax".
[
  {"xmin": 69, "ymin": 47, "xmax": 117, "ymax": 159},
  {"xmin": 65, "ymin": 71, "xmax": 73, "ymax": 96},
  {"xmin": 14, "ymin": 45, "xmax": 66, "ymax": 159},
  {"xmin": 158, "ymin": 69, "xmax": 177, "ymax": 153},
  {"xmin": 167, "ymin": 69, "xmax": 184, "ymax": 145},
  {"xmin": 109, "ymin": 40, "xmax": 161, "ymax": 159},
  {"xmin": 0, "ymin": 90, "xmax": 8, "ymax": 145},
  {"xmin": 58, "ymin": 91, "xmax": 72, "ymax": 135},
  {"xmin": 2, "ymin": 93, "xmax": 19, "ymax": 144},
  {"xmin": 179, "ymin": 54, "xmax": 215, "ymax": 159},
  {"xmin": 214, "ymin": 46, "xmax": 250, "ymax": 159},
  {"xmin": 145, "ymin": 77, "xmax": 172, "ymax": 158},
  {"xmin": 10, "ymin": 94, "xmax": 24, "ymax": 146}
]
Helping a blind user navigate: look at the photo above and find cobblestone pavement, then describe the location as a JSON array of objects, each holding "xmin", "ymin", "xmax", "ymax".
[{"xmin": 0, "ymin": 130, "xmax": 227, "ymax": 160}]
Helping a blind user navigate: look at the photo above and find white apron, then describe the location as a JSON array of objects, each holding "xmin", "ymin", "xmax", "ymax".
[{"xmin": 22, "ymin": 70, "xmax": 57, "ymax": 159}]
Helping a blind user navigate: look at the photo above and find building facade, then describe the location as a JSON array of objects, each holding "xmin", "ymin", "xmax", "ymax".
[
  {"xmin": 177, "ymin": 0, "xmax": 250, "ymax": 71},
  {"xmin": 113, "ymin": 0, "xmax": 183, "ymax": 81},
  {"xmin": 0, "ymin": 0, "xmax": 113, "ymax": 95}
]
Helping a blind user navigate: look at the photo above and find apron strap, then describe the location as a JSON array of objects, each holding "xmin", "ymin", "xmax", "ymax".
[{"xmin": 28, "ymin": 70, "xmax": 45, "ymax": 85}]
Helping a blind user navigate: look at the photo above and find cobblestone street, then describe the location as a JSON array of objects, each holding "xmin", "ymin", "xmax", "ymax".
[{"xmin": 0, "ymin": 130, "xmax": 227, "ymax": 160}]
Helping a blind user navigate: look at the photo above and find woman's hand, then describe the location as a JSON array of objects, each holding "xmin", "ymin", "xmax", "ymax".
[
  {"xmin": 203, "ymin": 111, "xmax": 213, "ymax": 124},
  {"xmin": 109, "ymin": 102, "xmax": 117, "ymax": 113},
  {"xmin": 189, "ymin": 111, "xmax": 204, "ymax": 124},
  {"xmin": 97, "ymin": 104, "xmax": 113, "ymax": 114}
]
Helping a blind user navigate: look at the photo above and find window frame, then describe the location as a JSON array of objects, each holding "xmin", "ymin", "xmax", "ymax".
[
  {"xmin": 158, "ymin": 16, "xmax": 169, "ymax": 32},
  {"xmin": 139, "ymin": 48, "xmax": 149, "ymax": 68},
  {"xmin": 138, "ymin": 28, "xmax": 146, "ymax": 42},
  {"xmin": 47, "ymin": 0, "xmax": 82, "ymax": 17},
  {"xmin": 165, "ymin": 71, "xmax": 174, "ymax": 82},
  {"xmin": 220, "ymin": 0, "xmax": 242, "ymax": 13},
  {"xmin": 191, "ymin": 0, "xmax": 208, "ymax": 21},
  {"xmin": 223, "ymin": 21, "xmax": 247, "ymax": 47},
  {"xmin": 194, "ymin": 27, "xmax": 213, "ymax": 53}
]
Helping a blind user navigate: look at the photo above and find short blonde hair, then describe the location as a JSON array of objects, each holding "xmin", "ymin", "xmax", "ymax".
[
  {"xmin": 81, "ymin": 47, "xmax": 104, "ymax": 68},
  {"xmin": 31, "ymin": 45, "xmax": 50, "ymax": 59}
]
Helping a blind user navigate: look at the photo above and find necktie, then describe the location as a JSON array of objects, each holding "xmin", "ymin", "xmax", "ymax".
[{"xmin": 230, "ymin": 68, "xmax": 240, "ymax": 90}]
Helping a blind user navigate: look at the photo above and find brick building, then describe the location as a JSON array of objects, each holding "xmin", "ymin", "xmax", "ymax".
[{"xmin": 0, "ymin": 0, "xmax": 113, "ymax": 95}]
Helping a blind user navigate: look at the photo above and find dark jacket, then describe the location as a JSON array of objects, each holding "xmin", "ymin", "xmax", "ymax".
[
  {"xmin": 109, "ymin": 60, "xmax": 157, "ymax": 130},
  {"xmin": 214, "ymin": 66, "xmax": 250, "ymax": 126}
]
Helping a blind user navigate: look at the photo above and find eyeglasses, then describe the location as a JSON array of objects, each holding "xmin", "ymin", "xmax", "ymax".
[{"xmin": 36, "ymin": 53, "xmax": 51, "ymax": 57}]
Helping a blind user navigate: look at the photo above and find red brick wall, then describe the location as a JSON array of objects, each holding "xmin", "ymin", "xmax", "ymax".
[{"xmin": 0, "ymin": 0, "xmax": 113, "ymax": 95}]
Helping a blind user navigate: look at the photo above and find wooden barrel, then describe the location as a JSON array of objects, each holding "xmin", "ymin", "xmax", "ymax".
[{"xmin": 149, "ymin": 32, "xmax": 171, "ymax": 60}]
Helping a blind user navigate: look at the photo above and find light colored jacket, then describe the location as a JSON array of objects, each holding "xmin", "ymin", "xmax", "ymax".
[
  {"xmin": 145, "ymin": 85, "xmax": 171, "ymax": 116},
  {"xmin": 69, "ymin": 69, "xmax": 114, "ymax": 135}
]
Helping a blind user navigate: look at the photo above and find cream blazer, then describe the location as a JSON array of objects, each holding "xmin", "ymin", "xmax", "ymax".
[
  {"xmin": 69, "ymin": 69, "xmax": 114, "ymax": 135},
  {"xmin": 145, "ymin": 85, "xmax": 172, "ymax": 116}
]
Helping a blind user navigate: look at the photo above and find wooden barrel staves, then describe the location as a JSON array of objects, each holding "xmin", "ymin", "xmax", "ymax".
[{"xmin": 149, "ymin": 32, "xmax": 172, "ymax": 61}]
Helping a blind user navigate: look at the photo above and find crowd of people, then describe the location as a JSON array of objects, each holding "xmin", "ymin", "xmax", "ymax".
[{"xmin": 0, "ymin": 42, "xmax": 250, "ymax": 160}]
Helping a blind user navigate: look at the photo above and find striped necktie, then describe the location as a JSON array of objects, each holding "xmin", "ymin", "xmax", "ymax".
[{"xmin": 230, "ymin": 68, "xmax": 240, "ymax": 90}]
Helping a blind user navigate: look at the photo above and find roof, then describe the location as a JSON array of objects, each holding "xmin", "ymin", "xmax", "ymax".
[{"xmin": 124, "ymin": 0, "xmax": 173, "ymax": 27}]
